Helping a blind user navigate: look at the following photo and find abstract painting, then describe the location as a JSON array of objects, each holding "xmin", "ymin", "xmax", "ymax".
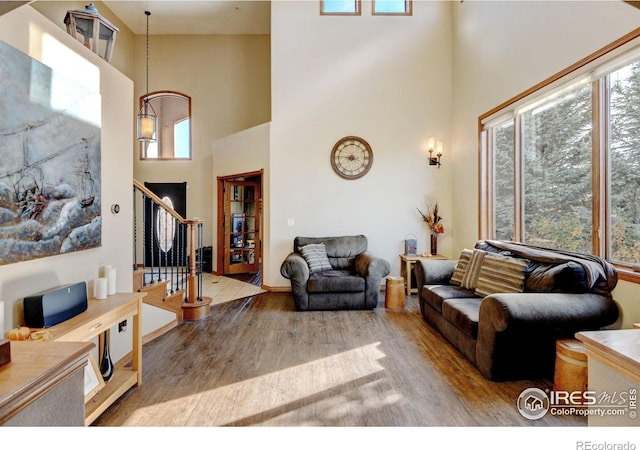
[{"xmin": 0, "ymin": 41, "xmax": 101, "ymax": 265}]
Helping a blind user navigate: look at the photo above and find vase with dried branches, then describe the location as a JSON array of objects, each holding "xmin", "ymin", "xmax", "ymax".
[{"xmin": 417, "ymin": 201, "xmax": 444, "ymax": 255}]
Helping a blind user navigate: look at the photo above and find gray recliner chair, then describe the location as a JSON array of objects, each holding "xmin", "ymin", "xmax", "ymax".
[{"xmin": 280, "ymin": 235, "xmax": 391, "ymax": 311}]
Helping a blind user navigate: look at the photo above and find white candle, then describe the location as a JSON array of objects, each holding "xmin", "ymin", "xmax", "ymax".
[
  {"xmin": 95, "ymin": 277, "xmax": 108, "ymax": 300},
  {"xmin": 106, "ymin": 266, "xmax": 117, "ymax": 295}
]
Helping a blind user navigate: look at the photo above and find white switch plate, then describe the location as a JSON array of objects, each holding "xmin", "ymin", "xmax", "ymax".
[{"xmin": 287, "ymin": 218, "xmax": 295, "ymax": 226}]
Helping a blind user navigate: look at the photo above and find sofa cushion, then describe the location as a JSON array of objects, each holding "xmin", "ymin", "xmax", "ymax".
[
  {"xmin": 442, "ymin": 298, "xmax": 482, "ymax": 339},
  {"xmin": 450, "ymin": 249, "xmax": 473, "ymax": 286},
  {"xmin": 307, "ymin": 270, "xmax": 365, "ymax": 293},
  {"xmin": 474, "ymin": 253, "xmax": 530, "ymax": 297},
  {"xmin": 460, "ymin": 249, "xmax": 487, "ymax": 289},
  {"xmin": 422, "ymin": 285, "xmax": 478, "ymax": 313},
  {"xmin": 525, "ymin": 261, "xmax": 589, "ymax": 293},
  {"xmin": 298, "ymin": 243, "xmax": 333, "ymax": 274}
]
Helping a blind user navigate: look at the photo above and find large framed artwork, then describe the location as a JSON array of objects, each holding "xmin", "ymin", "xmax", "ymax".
[{"xmin": 0, "ymin": 41, "xmax": 102, "ymax": 265}]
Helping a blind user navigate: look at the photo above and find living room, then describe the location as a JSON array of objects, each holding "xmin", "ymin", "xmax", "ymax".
[{"xmin": 0, "ymin": 0, "xmax": 639, "ymax": 443}]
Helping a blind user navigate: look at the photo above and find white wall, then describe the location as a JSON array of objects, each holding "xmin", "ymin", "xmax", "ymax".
[
  {"xmin": 266, "ymin": 0, "xmax": 454, "ymax": 287},
  {"xmin": 451, "ymin": 1, "xmax": 640, "ymax": 327},
  {"xmin": 133, "ymin": 34, "xmax": 271, "ymax": 248},
  {"xmin": 0, "ymin": 5, "xmax": 137, "ymax": 360}
]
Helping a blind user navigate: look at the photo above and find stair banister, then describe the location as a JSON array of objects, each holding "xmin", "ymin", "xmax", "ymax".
[{"xmin": 132, "ymin": 179, "xmax": 210, "ymax": 321}]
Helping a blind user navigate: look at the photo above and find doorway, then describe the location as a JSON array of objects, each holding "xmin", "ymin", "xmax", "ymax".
[{"xmin": 217, "ymin": 170, "xmax": 263, "ymax": 276}]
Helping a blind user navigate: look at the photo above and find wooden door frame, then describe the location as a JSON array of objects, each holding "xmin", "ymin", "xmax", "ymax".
[{"xmin": 216, "ymin": 169, "xmax": 263, "ymax": 276}]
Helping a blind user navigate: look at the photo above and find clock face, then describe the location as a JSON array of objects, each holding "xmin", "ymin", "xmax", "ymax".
[{"xmin": 330, "ymin": 136, "xmax": 373, "ymax": 180}]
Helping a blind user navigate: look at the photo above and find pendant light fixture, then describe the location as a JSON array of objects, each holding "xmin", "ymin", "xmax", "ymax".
[{"xmin": 137, "ymin": 10, "xmax": 157, "ymax": 142}]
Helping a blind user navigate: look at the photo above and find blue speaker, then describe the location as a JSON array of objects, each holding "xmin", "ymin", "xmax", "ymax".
[{"xmin": 23, "ymin": 282, "xmax": 88, "ymax": 328}]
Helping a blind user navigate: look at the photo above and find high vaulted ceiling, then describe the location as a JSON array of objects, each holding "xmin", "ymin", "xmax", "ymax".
[{"xmin": 102, "ymin": 1, "xmax": 270, "ymax": 35}]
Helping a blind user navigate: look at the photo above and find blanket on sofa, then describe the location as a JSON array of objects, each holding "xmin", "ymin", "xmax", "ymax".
[{"xmin": 484, "ymin": 240, "xmax": 617, "ymax": 295}]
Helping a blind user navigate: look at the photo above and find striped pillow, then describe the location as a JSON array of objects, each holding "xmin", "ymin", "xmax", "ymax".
[
  {"xmin": 450, "ymin": 249, "xmax": 473, "ymax": 286},
  {"xmin": 298, "ymin": 243, "xmax": 333, "ymax": 274},
  {"xmin": 474, "ymin": 253, "xmax": 530, "ymax": 297},
  {"xmin": 460, "ymin": 249, "xmax": 487, "ymax": 290}
]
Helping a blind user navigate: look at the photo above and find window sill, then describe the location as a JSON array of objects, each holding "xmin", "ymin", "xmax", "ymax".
[{"xmin": 615, "ymin": 266, "xmax": 640, "ymax": 285}]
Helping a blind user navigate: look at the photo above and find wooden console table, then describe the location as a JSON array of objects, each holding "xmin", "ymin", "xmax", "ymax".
[
  {"xmin": 399, "ymin": 254, "xmax": 447, "ymax": 295},
  {"xmin": 42, "ymin": 292, "xmax": 145, "ymax": 425},
  {"xmin": 0, "ymin": 341, "xmax": 92, "ymax": 426},
  {"xmin": 575, "ymin": 329, "xmax": 640, "ymax": 426}
]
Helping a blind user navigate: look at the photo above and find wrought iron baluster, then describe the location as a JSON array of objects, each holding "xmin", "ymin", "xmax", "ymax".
[
  {"xmin": 170, "ymin": 216, "xmax": 176, "ymax": 294},
  {"xmin": 133, "ymin": 185, "xmax": 137, "ymax": 272},
  {"xmin": 156, "ymin": 203, "xmax": 161, "ymax": 283},
  {"xmin": 197, "ymin": 222, "xmax": 203, "ymax": 301},
  {"xmin": 163, "ymin": 209, "xmax": 168, "ymax": 283},
  {"xmin": 144, "ymin": 191, "xmax": 150, "ymax": 287}
]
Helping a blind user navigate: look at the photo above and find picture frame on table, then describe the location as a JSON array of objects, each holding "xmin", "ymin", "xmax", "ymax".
[{"xmin": 84, "ymin": 353, "xmax": 105, "ymax": 402}]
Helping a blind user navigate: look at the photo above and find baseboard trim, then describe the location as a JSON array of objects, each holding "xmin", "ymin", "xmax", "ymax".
[
  {"xmin": 143, "ymin": 320, "xmax": 179, "ymax": 345},
  {"xmin": 263, "ymin": 285, "xmax": 291, "ymax": 293}
]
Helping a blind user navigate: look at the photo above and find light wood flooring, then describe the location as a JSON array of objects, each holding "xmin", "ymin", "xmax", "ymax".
[{"xmin": 93, "ymin": 291, "xmax": 586, "ymax": 427}]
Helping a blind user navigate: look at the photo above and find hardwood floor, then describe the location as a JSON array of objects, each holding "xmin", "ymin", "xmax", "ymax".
[{"xmin": 93, "ymin": 291, "xmax": 586, "ymax": 427}]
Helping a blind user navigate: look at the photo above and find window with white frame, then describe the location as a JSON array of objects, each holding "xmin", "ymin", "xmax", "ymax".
[{"xmin": 480, "ymin": 31, "xmax": 640, "ymax": 274}]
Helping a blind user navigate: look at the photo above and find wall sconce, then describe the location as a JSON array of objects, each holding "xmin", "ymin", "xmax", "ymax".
[{"xmin": 427, "ymin": 136, "xmax": 443, "ymax": 168}]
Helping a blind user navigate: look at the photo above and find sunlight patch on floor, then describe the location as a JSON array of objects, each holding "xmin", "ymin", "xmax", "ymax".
[
  {"xmin": 124, "ymin": 342, "xmax": 397, "ymax": 426},
  {"xmin": 202, "ymin": 273, "xmax": 266, "ymax": 305}
]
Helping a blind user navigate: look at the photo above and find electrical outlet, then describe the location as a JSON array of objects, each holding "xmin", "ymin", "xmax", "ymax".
[{"xmin": 118, "ymin": 320, "xmax": 127, "ymax": 333}]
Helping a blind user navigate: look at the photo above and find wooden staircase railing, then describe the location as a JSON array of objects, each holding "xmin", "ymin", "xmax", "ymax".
[{"xmin": 132, "ymin": 179, "xmax": 211, "ymax": 321}]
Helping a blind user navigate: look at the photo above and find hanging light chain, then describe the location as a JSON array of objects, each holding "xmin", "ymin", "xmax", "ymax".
[{"xmin": 145, "ymin": 10, "xmax": 151, "ymax": 101}]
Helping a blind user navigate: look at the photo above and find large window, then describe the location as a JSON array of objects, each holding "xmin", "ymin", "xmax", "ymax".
[
  {"xmin": 521, "ymin": 79, "xmax": 593, "ymax": 253},
  {"xmin": 609, "ymin": 61, "xmax": 640, "ymax": 264},
  {"xmin": 480, "ymin": 31, "xmax": 640, "ymax": 278}
]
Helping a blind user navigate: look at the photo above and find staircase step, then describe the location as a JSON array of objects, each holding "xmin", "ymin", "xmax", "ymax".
[{"xmin": 133, "ymin": 271, "xmax": 208, "ymax": 322}]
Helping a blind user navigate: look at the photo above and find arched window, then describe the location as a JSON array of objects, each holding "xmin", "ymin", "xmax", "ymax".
[{"xmin": 140, "ymin": 91, "xmax": 191, "ymax": 160}]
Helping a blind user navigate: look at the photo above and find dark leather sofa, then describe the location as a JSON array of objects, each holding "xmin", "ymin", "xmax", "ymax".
[
  {"xmin": 414, "ymin": 240, "xmax": 619, "ymax": 381},
  {"xmin": 280, "ymin": 235, "xmax": 390, "ymax": 311}
]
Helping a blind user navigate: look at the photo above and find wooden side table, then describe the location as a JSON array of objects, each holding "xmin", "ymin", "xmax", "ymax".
[
  {"xmin": 399, "ymin": 253, "xmax": 447, "ymax": 296},
  {"xmin": 575, "ymin": 329, "xmax": 640, "ymax": 426}
]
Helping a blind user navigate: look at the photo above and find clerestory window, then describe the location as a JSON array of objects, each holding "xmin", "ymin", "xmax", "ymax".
[{"xmin": 372, "ymin": 1, "xmax": 412, "ymax": 16}]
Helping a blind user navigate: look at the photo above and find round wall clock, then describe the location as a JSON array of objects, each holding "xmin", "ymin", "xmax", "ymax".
[{"xmin": 330, "ymin": 136, "xmax": 373, "ymax": 180}]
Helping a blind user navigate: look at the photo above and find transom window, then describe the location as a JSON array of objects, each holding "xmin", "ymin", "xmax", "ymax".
[
  {"xmin": 320, "ymin": 0, "xmax": 412, "ymax": 15},
  {"xmin": 140, "ymin": 91, "xmax": 191, "ymax": 160},
  {"xmin": 320, "ymin": 0, "xmax": 361, "ymax": 15},
  {"xmin": 480, "ymin": 31, "xmax": 640, "ymax": 276},
  {"xmin": 372, "ymin": 1, "xmax": 412, "ymax": 16}
]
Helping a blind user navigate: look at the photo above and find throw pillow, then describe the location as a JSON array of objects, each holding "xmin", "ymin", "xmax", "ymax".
[
  {"xmin": 460, "ymin": 249, "xmax": 487, "ymax": 290},
  {"xmin": 450, "ymin": 249, "xmax": 473, "ymax": 286},
  {"xmin": 474, "ymin": 253, "xmax": 530, "ymax": 297},
  {"xmin": 298, "ymin": 243, "xmax": 333, "ymax": 274}
]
